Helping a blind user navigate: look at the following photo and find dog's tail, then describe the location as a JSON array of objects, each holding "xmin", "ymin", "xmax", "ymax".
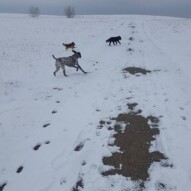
[{"xmin": 52, "ymin": 55, "xmax": 58, "ymax": 60}]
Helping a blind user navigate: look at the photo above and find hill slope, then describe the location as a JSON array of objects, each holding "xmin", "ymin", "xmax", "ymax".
[{"xmin": 0, "ymin": 14, "xmax": 191, "ymax": 191}]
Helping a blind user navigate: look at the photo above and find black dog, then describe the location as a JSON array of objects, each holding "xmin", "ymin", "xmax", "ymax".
[{"xmin": 106, "ymin": 36, "xmax": 121, "ymax": 46}]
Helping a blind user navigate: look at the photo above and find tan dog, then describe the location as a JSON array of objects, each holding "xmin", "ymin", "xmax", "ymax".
[{"xmin": 62, "ymin": 42, "xmax": 76, "ymax": 50}]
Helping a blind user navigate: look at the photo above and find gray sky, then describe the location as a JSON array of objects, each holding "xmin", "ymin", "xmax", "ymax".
[{"xmin": 0, "ymin": 0, "xmax": 191, "ymax": 18}]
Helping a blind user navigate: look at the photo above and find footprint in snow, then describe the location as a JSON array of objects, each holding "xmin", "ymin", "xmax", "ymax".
[
  {"xmin": 52, "ymin": 110, "xmax": 57, "ymax": 114},
  {"xmin": 0, "ymin": 182, "xmax": 7, "ymax": 191},
  {"xmin": 181, "ymin": 116, "xmax": 186, "ymax": 120},
  {"xmin": 45, "ymin": 140, "xmax": 51, "ymax": 144},
  {"xmin": 128, "ymin": 25, "xmax": 135, "ymax": 28},
  {"xmin": 72, "ymin": 177, "xmax": 84, "ymax": 191},
  {"xmin": 60, "ymin": 177, "xmax": 67, "ymax": 185},
  {"xmin": 74, "ymin": 142, "xmax": 84, "ymax": 151},
  {"xmin": 43, "ymin": 123, "xmax": 51, "ymax": 128},
  {"xmin": 53, "ymin": 87, "xmax": 63, "ymax": 91},
  {"xmin": 127, "ymin": 48, "xmax": 134, "ymax": 52},
  {"xmin": 129, "ymin": 37, "xmax": 134, "ymax": 41},
  {"xmin": 16, "ymin": 166, "xmax": 23, "ymax": 173},
  {"xmin": 33, "ymin": 144, "xmax": 41, "ymax": 151},
  {"xmin": 81, "ymin": 161, "xmax": 86, "ymax": 166},
  {"xmin": 33, "ymin": 141, "xmax": 51, "ymax": 151}
]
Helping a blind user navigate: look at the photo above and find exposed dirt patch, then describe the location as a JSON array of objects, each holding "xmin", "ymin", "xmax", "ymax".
[
  {"xmin": 102, "ymin": 104, "xmax": 168, "ymax": 187},
  {"xmin": 123, "ymin": 67, "xmax": 151, "ymax": 75}
]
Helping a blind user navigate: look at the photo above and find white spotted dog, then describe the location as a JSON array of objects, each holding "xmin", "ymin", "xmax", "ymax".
[{"xmin": 52, "ymin": 50, "xmax": 87, "ymax": 77}]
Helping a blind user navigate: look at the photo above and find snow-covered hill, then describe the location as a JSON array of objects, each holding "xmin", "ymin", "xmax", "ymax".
[{"xmin": 0, "ymin": 14, "xmax": 191, "ymax": 191}]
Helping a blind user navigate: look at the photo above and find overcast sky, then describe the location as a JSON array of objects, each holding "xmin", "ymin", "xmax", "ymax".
[{"xmin": 0, "ymin": 0, "xmax": 191, "ymax": 18}]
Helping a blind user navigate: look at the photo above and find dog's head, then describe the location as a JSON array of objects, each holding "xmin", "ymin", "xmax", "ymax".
[
  {"xmin": 118, "ymin": 36, "xmax": 122, "ymax": 40},
  {"xmin": 72, "ymin": 50, "xmax": 81, "ymax": 58}
]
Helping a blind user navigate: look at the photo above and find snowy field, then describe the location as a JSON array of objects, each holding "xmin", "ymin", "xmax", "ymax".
[{"xmin": 0, "ymin": 14, "xmax": 191, "ymax": 191}]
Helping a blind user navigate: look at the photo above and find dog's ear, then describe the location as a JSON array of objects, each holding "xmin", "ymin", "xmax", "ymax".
[{"xmin": 72, "ymin": 50, "xmax": 77, "ymax": 53}]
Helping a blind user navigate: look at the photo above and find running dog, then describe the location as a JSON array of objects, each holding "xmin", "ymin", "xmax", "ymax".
[
  {"xmin": 106, "ymin": 36, "xmax": 121, "ymax": 46},
  {"xmin": 63, "ymin": 42, "xmax": 76, "ymax": 50},
  {"xmin": 52, "ymin": 50, "xmax": 87, "ymax": 77}
]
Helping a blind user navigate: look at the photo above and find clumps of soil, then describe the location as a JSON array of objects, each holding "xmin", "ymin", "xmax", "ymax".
[
  {"xmin": 0, "ymin": 182, "xmax": 7, "ymax": 191},
  {"xmin": 97, "ymin": 119, "xmax": 114, "ymax": 130},
  {"xmin": 102, "ymin": 104, "xmax": 168, "ymax": 187},
  {"xmin": 123, "ymin": 67, "xmax": 151, "ymax": 75},
  {"xmin": 127, "ymin": 103, "xmax": 138, "ymax": 110}
]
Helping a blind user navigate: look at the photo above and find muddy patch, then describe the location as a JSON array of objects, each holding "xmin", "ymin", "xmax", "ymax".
[
  {"xmin": 102, "ymin": 104, "xmax": 168, "ymax": 187},
  {"xmin": 123, "ymin": 67, "xmax": 151, "ymax": 76}
]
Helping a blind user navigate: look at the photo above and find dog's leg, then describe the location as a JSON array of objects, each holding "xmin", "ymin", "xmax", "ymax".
[
  {"xmin": 61, "ymin": 65, "xmax": 68, "ymax": 77},
  {"xmin": 77, "ymin": 65, "xmax": 87, "ymax": 74},
  {"xmin": 53, "ymin": 64, "xmax": 60, "ymax": 76},
  {"xmin": 75, "ymin": 66, "xmax": 79, "ymax": 71},
  {"xmin": 117, "ymin": 40, "xmax": 121, "ymax": 44},
  {"xmin": 109, "ymin": 41, "xmax": 111, "ymax": 46}
]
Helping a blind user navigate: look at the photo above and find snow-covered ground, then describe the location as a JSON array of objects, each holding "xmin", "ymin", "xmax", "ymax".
[{"xmin": 0, "ymin": 14, "xmax": 191, "ymax": 191}]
